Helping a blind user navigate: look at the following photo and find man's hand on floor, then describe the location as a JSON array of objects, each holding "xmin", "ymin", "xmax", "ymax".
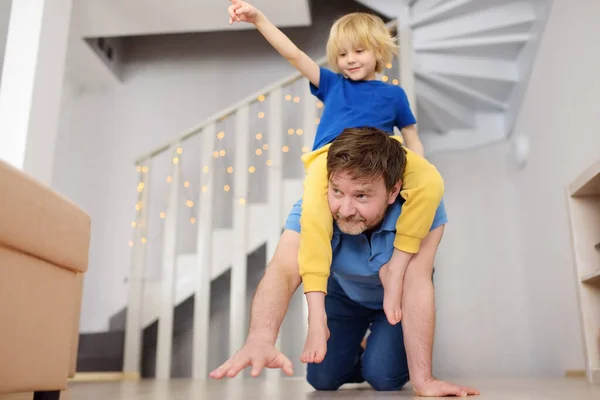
[
  {"xmin": 209, "ymin": 338, "xmax": 294, "ymax": 379},
  {"xmin": 413, "ymin": 376, "xmax": 480, "ymax": 397}
]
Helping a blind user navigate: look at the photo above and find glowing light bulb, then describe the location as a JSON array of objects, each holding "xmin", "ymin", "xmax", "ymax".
[
  {"xmin": 190, "ymin": 217, "xmax": 197, "ymax": 224},
  {"xmin": 160, "ymin": 212, "xmax": 166, "ymax": 219},
  {"xmin": 258, "ymin": 112, "xmax": 265, "ymax": 119},
  {"xmin": 288, "ymin": 128, "xmax": 294, "ymax": 135},
  {"xmin": 186, "ymin": 200, "xmax": 194, "ymax": 208},
  {"xmin": 262, "ymin": 144, "xmax": 269, "ymax": 150},
  {"xmin": 141, "ymin": 237, "xmax": 147, "ymax": 244},
  {"xmin": 176, "ymin": 147, "xmax": 183, "ymax": 155},
  {"xmin": 203, "ymin": 166, "xmax": 209, "ymax": 173},
  {"xmin": 131, "ymin": 221, "xmax": 137, "ymax": 228},
  {"xmin": 129, "ymin": 241, "xmax": 134, "ymax": 247},
  {"xmin": 184, "ymin": 181, "xmax": 190, "ymax": 188},
  {"xmin": 258, "ymin": 94, "xmax": 265, "ymax": 102},
  {"xmin": 293, "ymin": 96, "xmax": 300, "ymax": 103},
  {"xmin": 285, "ymin": 94, "xmax": 292, "ymax": 101},
  {"xmin": 282, "ymin": 146, "xmax": 289, "ymax": 153},
  {"xmin": 316, "ymin": 101, "xmax": 324, "ymax": 109},
  {"xmin": 266, "ymin": 159, "xmax": 273, "ymax": 166},
  {"xmin": 296, "ymin": 129, "xmax": 304, "ymax": 135},
  {"xmin": 224, "ymin": 185, "xmax": 231, "ymax": 192},
  {"xmin": 220, "ymin": 150, "xmax": 226, "ymax": 157},
  {"xmin": 256, "ymin": 149, "xmax": 263, "ymax": 156},
  {"xmin": 227, "ymin": 166, "xmax": 233, "ymax": 174},
  {"xmin": 217, "ymin": 131, "xmax": 225, "ymax": 140},
  {"xmin": 248, "ymin": 166, "xmax": 256, "ymax": 173},
  {"xmin": 382, "ymin": 76, "xmax": 389, "ymax": 82},
  {"xmin": 256, "ymin": 133, "xmax": 263, "ymax": 140}
]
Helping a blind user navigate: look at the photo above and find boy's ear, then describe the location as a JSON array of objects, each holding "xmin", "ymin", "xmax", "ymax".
[{"xmin": 388, "ymin": 180, "xmax": 402, "ymax": 204}]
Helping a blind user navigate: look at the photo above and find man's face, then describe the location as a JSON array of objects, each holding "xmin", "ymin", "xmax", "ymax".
[{"xmin": 328, "ymin": 170, "xmax": 401, "ymax": 235}]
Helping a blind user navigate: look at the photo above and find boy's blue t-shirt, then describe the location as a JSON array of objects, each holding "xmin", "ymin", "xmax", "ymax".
[{"xmin": 310, "ymin": 66, "xmax": 417, "ymax": 150}]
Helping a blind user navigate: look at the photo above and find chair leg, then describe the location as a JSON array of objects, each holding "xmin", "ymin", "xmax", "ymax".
[{"xmin": 33, "ymin": 391, "xmax": 61, "ymax": 400}]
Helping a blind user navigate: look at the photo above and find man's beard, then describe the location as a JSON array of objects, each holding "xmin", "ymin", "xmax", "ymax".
[{"xmin": 334, "ymin": 208, "xmax": 386, "ymax": 235}]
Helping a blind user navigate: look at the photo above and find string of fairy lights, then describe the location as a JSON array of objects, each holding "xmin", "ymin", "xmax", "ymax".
[{"xmin": 129, "ymin": 63, "xmax": 399, "ymax": 248}]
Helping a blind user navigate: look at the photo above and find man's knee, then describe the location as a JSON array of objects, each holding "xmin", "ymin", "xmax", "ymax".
[
  {"xmin": 306, "ymin": 369, "xmax": 342, "ymax": 391},
  {"xmin": 361, "ymin": 367, "xmax": 409, "ymax": 391}
]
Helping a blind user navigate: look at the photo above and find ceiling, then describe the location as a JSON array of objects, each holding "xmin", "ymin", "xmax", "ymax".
[{"xmin": 71, "ymin": 0, "xmax": 312, "ymax": 38}]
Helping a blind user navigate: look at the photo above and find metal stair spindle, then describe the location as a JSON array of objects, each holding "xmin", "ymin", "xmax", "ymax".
[
  {"xmin": 156, "ymin": 145, "xmax": 182, "ymax": 379},
  {"xmin": 123, "ymin": 161, "xmax": 151, "ymax": 378},
  {"xmin": 192, "ymin": 123, "xmax": 217, "ymax": 379},
  {"xmin": 230, "ymin": 106, "xmax": 250, "ymax": 359}
]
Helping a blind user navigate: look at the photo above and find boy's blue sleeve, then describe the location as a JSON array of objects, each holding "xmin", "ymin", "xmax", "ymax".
[
  {"xmin": 309, "ymin": 67, "xmax": 338, "ymax": 102},
  {"xmin": 395, "ymin": 86, "xmax": 417, "ymax": 128}
]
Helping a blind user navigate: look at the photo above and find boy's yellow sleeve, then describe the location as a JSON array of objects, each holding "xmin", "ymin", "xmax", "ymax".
[
  {"xmin": 392, "ymin": 137, "xmax": 445, "ymax": 253},
  {"xmin": 298, "ymin": 146, "xmax": 332, "ymax": 294}
]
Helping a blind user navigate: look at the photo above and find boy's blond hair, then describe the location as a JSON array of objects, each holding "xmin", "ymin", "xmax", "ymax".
[{"xmin": 326, "ymin": 13, "xmax": 397, "ymax": 74}]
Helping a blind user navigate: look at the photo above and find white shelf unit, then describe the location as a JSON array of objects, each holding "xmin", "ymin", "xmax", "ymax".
[{"xmin": 568, "ymin": 159, "xmax": 600, "ymax": 385}]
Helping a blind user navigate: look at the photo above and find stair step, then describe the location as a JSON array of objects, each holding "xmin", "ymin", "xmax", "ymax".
[
  {"xmin": 416, "ymin": 70, "xmax": 507, "ymax": 110},
  {"xmin": 416, "ymin": 79, "xmax": 476, "ymax": 128},
  {"xmin": 416, "ymin": 53, "xmax": 519, "ymax": 82},
  {"xmin": 413, "ymin": 2, "xmax": 536, "ymax": 43},
  {"xmin": 77, "ymin": 331, "xmax": 125, "ymax": 372},
  {"xmin": 412, "ymin": 0, "xmax": 446, "ymax": 17},
  {"xmin": 414, "ymin": 33, "xmax": 531, "ymax": 51}
]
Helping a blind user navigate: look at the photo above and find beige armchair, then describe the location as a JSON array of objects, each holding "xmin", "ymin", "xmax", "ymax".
[{"xmin": 0, "ymin": 160, "xmax": 91, "ymax": 399}]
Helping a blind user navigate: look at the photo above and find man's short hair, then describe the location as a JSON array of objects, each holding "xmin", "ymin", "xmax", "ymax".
[{"xmin": 327, "ymin": 127, "xmax": 407, "ymax": 192}]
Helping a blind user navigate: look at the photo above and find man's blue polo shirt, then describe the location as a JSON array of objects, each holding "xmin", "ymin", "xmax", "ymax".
[{"xmin": 284, "ymin": 198, "xmax": 447, "ymax": 309}]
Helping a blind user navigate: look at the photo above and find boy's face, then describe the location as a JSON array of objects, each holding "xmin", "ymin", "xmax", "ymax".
[{"xmin": 337, "ymin": 45, "xmax": 377, "ymax": 81}]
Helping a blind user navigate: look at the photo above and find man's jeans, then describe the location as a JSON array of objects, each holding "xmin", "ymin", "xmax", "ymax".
[{"xmin": 306, "ymin": 278, "xmax": 410, "ymax": 391}]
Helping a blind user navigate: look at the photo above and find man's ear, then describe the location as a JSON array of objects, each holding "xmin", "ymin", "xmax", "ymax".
[{"xmin": 388, "ymin": 180, "xmax": 402, "ymax": 204}]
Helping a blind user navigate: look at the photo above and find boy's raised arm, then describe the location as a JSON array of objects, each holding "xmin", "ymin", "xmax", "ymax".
[{"xmin": 228, "ymin": 0, "xmax": 320, "ymax": 87}]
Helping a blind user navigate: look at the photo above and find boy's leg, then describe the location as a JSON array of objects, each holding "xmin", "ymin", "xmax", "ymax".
[
  {"xmin": 380, "ymin": 137, "xmax": 444, "ymax": 325},
  {"xmin": 285, "ymin": 197, "xmax": 332, "ymax": 364},
  {"xmin": 292, "ymin": 146, "xmax": 337, "ymax": 364},
  {"xmin": 379, "ymin": 197, "xmax": 447, "ymax": 325},
  {"xmin": 361, "ymin": 312, "xmax": 409, "ymax": 391},
  {"xmin": 306, "ymin": 279, "xmax": 371, "ymax": 391}
]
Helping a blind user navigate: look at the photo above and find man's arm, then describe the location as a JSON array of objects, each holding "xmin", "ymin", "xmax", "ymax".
[
  {"xmin": 247, "ymin": 234, "xmax": 302, "ymax": 343},
  {"xmin": 402, "ymin": 225, "xmax": 480, "ymax": 396},
  {"xmin": 210, "ymin": 230, "xmax": 302, "ymax": 378}
]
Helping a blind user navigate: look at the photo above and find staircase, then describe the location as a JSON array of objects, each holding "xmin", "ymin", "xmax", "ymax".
[
  {"xmin": 358, "ymin": 0, "xmax": 550, "ymax": 153},
  {"xmin": 122, "ymin": 0, "xmax": 551, "ymax": 381}
]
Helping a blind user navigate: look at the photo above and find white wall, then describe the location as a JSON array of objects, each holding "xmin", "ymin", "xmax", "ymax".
[
  {"xmin": 52, "ymin": 0, "xmax": 377, "ymax": 333},
  {"xmin": 430, "ymin": 0, "xmax": 599, "ymax": 377}
]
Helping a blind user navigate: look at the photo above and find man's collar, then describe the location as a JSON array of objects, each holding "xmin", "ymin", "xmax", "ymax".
[{"xmin": 379, "ymin": 199, "xmax": 402, "ymax": 232}]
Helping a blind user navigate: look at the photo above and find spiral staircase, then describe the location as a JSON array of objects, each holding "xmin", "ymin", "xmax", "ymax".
[{"xmin": 111, "ymin": 0, "xmax": 552, "ymax": 381}]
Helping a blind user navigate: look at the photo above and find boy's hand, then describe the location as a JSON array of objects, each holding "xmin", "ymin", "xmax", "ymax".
[{"xmin": 228, "ymin": 0, "xmax": 261, "ymax": 25}]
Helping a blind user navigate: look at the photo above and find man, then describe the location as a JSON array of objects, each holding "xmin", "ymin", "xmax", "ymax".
[{"xmin": 210, "ymin": 128, "xmax": 479, "ymax": 397}]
